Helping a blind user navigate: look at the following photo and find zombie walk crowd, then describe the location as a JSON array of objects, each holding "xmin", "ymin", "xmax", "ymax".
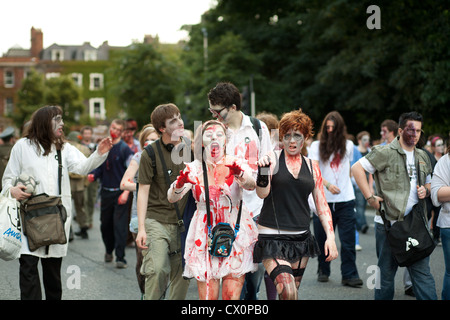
[{"xmin": 1, "ymin": 82, "xmax": 449, "ymax": 301}]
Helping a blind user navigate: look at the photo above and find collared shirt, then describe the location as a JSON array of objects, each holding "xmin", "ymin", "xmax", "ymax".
[
  {"xmin": 358, "ymin": 137, "xmax": 432, "ymax": 222},
  {"xmin": 225, "ymin": 112, "xmax": 272, "ymax": 217}
]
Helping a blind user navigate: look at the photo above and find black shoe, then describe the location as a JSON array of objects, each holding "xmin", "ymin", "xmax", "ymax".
[
  {"xmin": 318, "ymin": 270, "xmax": 329, "ymax": 282},
  {"xmin": 342, "ymin": 278, "xmax": 363, "ymax": 287},
  {"xmin": 75, "ymin": 228, "xmax": 88, "ymax": 239},
  {"xmin": 405, "ymin": 286, "xmax": 415, "ymax": 297}
]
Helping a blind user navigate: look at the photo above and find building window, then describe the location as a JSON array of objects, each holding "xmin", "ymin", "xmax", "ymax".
[
  {"xmin": 45, "ymin": 72, "xmax": 60, "ymax": 80},
  {"xmin": 84, "ymin": 50, "xmax": 97, "ymax": 61},
  {"xmin": 4, "ymin": 97, "xmax": 14, "ymax": 115},
  {"xmin": 89, "ymin": 73, "xmax": 104, "ymax": 91},
  {"xmin": 71, "ymin": 73, "xmax": 83, "ymax": 86},
  {"xmin": 51, "ymin": 49, "xmax": 65, "ymax": 61},
  {"xmin": 4, "ymin": 70, "xmax": 14, "ymax": 88},
  {"xmin": 89, "ymin": 98, "xmax": 106, "ymax": 120}
]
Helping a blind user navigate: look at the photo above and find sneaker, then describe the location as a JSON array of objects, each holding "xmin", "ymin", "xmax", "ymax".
[
  {"xmin": 355, "ymin": 244, "xmax": 362, "ymax": 251},
  {"xmin": 104, "ymin": 253, "xmax": 113, "ymax": 263},
  {"xmin": 116, "ymin": 260, "xmax": 127, "ymax": 269}
]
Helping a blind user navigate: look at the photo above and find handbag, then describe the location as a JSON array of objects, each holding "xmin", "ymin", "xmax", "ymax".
[
  {"xmin": 378, "ymin": 155, "xmax": 436, "ymax": 267},
  {"xmin": 20, "ymin": 150, "xmax": 67, "ymax": 253},
  {"xmin": 0, "ymin": 190, "xmax": 22, "ymax": 261},
  {"xmin": 203, "ymin": 161, "xmax": 242, "ymax": 258}
]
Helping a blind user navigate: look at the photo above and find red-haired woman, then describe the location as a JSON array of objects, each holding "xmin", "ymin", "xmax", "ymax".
[{"xmin": 254, "ymin": 109, "xmax": 338, "ymax": 300}]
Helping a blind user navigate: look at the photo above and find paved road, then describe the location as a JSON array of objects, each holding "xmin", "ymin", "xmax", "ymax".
[{"xmin": 0, "ymin": 206, "xmax": 444, "ymax": 301}]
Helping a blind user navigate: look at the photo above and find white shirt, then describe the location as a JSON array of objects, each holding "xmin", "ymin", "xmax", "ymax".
[
  {"xmin": 309, "ymin": 139, "xmax": 355, "ymax": 203},
  {"xmin": 431, "ymin": 154, "xmax": 450, "ymax": 228},
  {"xmin": 225, "ymin": 112, "xmax": 272, "ymax": 217},
  {"xmin": 2, "ymin": 138, "xmax": 108, "ymax": 257}
]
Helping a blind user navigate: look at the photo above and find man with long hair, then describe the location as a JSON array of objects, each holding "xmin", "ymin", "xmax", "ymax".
[{"xmin": 309, "ymin": 111, "xmax": 363, "ymax": 287}]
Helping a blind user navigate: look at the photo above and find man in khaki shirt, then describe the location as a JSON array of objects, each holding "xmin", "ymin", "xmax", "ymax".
[
  {"xmin": 352, "ymin": 111, "xmax": 437, "ymax": 300},
  {"xmin": 136, "ymin": 103, "xmax": 190, "ymax": 300}
]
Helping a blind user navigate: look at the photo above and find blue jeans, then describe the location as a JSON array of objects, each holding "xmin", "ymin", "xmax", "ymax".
[
  {"xmin": 374, "ymin": 222, "xmax": 437, "ymax": 300},
  {"xmin": 313, "ymin": 200, "xmax": 360, "ymax": 280},
  {"xmin": 353, "ymin": 187, "xmax": 368, "ymax": 230},
  {"xmin": 441, "ymin": 227, "xmax": 450, "ymax": 300}
]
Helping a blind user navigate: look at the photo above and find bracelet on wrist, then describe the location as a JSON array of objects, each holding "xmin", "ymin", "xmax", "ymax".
[{"xmin": 365, "ymin": 195, "xmax": 375, "ymax": 202}]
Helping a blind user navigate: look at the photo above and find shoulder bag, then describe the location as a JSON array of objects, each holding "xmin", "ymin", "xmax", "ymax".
[
  {"xmin": 377, "ymin": 155, "xmax": 436, "ymax": 267},
  {"xmin": 20, "ymin": 149, "xmax": 67, "ymax": 253},
  {"xmin": 203, "ymin": 161, "xmax": 242, "ymax": 258}
]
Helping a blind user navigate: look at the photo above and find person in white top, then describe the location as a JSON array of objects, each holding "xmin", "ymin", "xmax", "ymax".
[
  {"xmin": 2, "ymin": 105, "xmax": 111, "ymax": 300},
  {"xmin": 207, "ymin": 82, "xmax": 272, "ymax": 299},
  {"xmin": 309, "ymin": 111, "xmax": 362, "ymax": 287},
  {"xmin": 431, "ymin": 148, "xmax": 450, "ymax": 299}
]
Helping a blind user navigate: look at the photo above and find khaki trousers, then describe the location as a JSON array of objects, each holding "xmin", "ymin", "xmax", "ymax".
[{"xmin": 141, "ymin": 218, "xmax": 190, "ymax": 300}]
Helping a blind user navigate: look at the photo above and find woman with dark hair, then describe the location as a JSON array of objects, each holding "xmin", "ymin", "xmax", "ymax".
[
  {"xmin": 309, "ymin": 111, "xmax": 363, "ymax": 287},
  {"xmin": 2, "ymin": 105, "xmax": 112, "ymax": 300},
  {"xmin": 253, "ymin": 109, "xmax": 338, "ymax": 300}
]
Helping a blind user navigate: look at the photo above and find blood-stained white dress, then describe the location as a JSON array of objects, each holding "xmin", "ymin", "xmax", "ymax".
[{"xmin": 167, "ymin": 157, "xmax": 258, "ymax": 281}]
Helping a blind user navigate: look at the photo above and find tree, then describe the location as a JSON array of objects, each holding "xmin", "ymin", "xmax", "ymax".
[
  {"xmin": 107, "ymin": 43, "xmax": 181, "ymax": 127},
  {"xmin": 15, "ymin": 70, "xmax": 85, "ymax": 131}
]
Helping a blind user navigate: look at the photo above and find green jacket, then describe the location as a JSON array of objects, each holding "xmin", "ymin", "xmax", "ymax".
[{"xmin": 366, "ymin": 137, "xmax": 431, "ymax": 221}]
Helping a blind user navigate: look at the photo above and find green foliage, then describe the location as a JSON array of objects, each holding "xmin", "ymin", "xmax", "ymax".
[
  {"xmin": 107, "ymin": 43, "xmax": 182, "ymax": 128},
  {"xmin": 180, "ymin": 0, "xmax": 449, "ymax": 139},
  {"xmin": 15, "ymin": 69, "xmax": 84, "ymax": 131}
]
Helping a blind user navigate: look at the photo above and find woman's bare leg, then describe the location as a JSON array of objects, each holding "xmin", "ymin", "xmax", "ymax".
[
  {"xmin": 197, "ymin": 279, "xmax": 220, "ymax": 300},
  {"xmin": 222, "ymin": 274, "xmax": 245, "ymax": 300}
]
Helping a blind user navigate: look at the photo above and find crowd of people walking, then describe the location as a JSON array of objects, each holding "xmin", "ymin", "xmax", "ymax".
[{"xmin": 0, "ymin": 82, "xmax": 448, "ymax": 301}]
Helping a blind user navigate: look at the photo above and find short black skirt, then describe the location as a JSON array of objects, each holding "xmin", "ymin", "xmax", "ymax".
[{"xmin": 253, "ymin": 231, "xmax": 321, "ymax": 263}]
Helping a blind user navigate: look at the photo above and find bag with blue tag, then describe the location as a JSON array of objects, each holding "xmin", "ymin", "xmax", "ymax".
[
  {"xmin": 203, "ymin": 161, "xmax": 241, "ymax": 258},
  {"xmin": 0, "ymin": 189, "xmax": 22, "ymax": 261}
]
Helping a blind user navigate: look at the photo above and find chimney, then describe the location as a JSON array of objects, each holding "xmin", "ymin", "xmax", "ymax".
[{"xmin": 31, "ymin": 27, "xmax": 43, "ymax": 59}]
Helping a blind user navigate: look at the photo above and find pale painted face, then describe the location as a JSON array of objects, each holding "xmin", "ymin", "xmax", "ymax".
[
  {"xmin": 52, "ymin": 115, "xmax": 64, "ymax": 138},
  {"xmin": 162, "ymin": 113, "xmax": 184, "ymax": 141},
  {"xmin": 282, "ymin": 129, "xmax": 304, "ymax": 156},
  {"xmin": 434, "ymin": 139, "xmax": 445, "ymax": 154},
  {"xmin": 202, "ymin": 124, "xmax": 226, "ymax": 160}
]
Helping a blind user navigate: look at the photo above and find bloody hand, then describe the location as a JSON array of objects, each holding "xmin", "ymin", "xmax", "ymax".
[
  {"xmin": 175, "ymin": 170, "xmax": 196, "ymax": 188},
  {"xmin": 225, "ymin": 162, "xmax": 243, "ymax": 179}
]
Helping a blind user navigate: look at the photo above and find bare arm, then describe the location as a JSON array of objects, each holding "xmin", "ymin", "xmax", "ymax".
[{"xmin": 136, "ymin": 183, "xmax": 150, "ymax": 249}]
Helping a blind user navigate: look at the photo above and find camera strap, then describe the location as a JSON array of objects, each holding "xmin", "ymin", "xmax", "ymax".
[{"xmin": 202, "ymin": 160, "xmax": 242, "ymax": 237}]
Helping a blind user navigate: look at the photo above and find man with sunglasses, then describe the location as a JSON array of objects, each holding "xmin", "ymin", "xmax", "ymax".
[{"xmin": 207, "ymin": 82, "xmax": 272, "ymax": 299}]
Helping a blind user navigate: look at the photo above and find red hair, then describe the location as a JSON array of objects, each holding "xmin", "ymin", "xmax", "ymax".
[{"xmin": 278, "ymin": 109, "xmax": 314, "ymax": 140}]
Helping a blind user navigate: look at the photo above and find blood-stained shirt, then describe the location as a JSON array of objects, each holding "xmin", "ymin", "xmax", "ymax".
[{"xmin": 225, "ymin": 112, "xmax": 272, "ymax": 217}]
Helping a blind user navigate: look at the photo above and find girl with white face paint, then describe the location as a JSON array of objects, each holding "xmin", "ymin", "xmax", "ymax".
[
  {"xmin": 167, "ymin": 120, "xmax": 258, "ymax": 300},
  {"xmin": 254, "ymin": 109, "xmax": 338, "ymax": 300}
]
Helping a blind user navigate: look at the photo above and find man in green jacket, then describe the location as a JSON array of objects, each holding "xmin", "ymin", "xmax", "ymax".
[{"xmin": 352, "ymin": 111, "xmax": 437, "ymax": 300}]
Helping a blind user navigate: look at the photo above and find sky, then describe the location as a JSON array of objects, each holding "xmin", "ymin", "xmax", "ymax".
[{"xmin": 0, "ymin": 0, "xmax": 216, "ymax": 55}]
